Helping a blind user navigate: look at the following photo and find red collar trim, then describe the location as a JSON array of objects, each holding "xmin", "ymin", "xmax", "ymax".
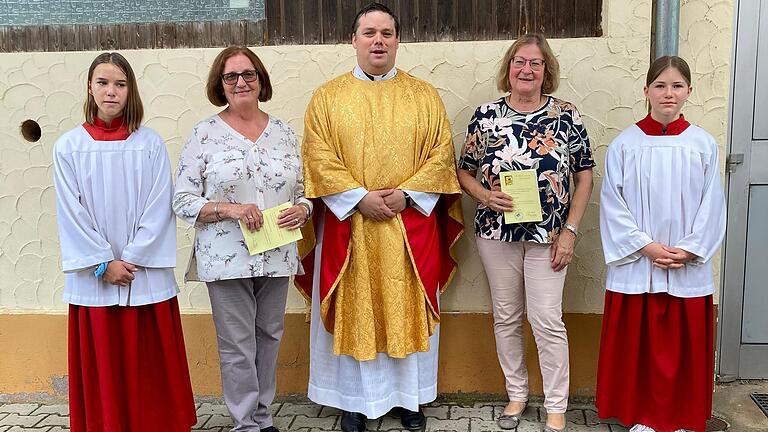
[
  {"xmin": 83, "ymin": 116, "xmax": 130, "ymax": 141},
  {"xmin": 636, "ymin": 113, "xmax": 690, "ymax": 136}
]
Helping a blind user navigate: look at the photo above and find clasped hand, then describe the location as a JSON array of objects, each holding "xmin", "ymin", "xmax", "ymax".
[
  {"xmin": 641, "ymin": 242, "xmax": 697, "ymax": 269},
  {"xmin": 357, "ymin": 189, "xmax": 406, "ymax": 221},
  {"xmin": 103, "ymin": 260, "xmax": 138, "ymax": 286}
]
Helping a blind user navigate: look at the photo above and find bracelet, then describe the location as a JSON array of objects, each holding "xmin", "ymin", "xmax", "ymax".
[
  {"xmin": 563, "ymin": 222, "xmax": 579, "ymax": 236},
  {"xmin": 298, "ymin": 202, "xmax": 311, "ymax": 218},
  {"xmin": 213, "ymin": 202, "xmax": 222, "ymax": 221},
  {"xmin": 94, "ymin": 262, "xmax": 108, "ymax": 278}
]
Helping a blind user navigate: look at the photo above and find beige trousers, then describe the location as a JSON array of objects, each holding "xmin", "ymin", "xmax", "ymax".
[{"xmin": 476, "ymin": 238, "xmax": 570, "ymax": 413}]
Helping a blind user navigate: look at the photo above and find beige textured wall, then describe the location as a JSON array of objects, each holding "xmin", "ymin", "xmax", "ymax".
[{"xmin": 0, "ymin": 0, "xmax": 732, "ymax": 314}]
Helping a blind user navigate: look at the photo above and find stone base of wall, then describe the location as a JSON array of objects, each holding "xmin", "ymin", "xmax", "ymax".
[{"xmin": 0, "ymin": 312, "xmax": 603, "ymax": 399}]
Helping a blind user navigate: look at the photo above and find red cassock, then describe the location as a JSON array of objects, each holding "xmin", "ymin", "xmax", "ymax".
[{"xmin": 67, "ymin": 118, "xmax": 197, "ymax": 432}]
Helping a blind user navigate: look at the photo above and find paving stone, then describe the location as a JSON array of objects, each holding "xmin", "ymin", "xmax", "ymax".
[
  {"xmin": 38, "ymin": 415, "xmax": 69, "ymax": 427},
  {"xmin": 425, "ymin": 417, "xmax": 470, "ymax": 432},
  {"xmin": 565, "ymin": 424, "xmax": 611, "ymax": 431},
  {"xmin": 422, "ymin": 405, "xmax": 449, "ymax": 420},
  {"xmin": 276, "ymin": 403, "xmax": 322, "ymax": 417},
  {"xmin": 508, "ymin": 419, "xmax": 541, "ymax": 432},
  {"xmin": 608, "ymin": 425, "xmax": 629, "ymax": 432},
  {"xmin": 0, "ymin": 405, "xmax": 38, "ymax": 416},
  {"xmin": 0, "ymin": 414, "xmax": 46, "ymax": 427},
  {"xmin": 269, "ymin": 403, "xmax": 282, "ymax": 416},
  {"xmin": 469, "ymin": 418, "xmax": 501, "ymax": 431},
  {"xmin": 587, "ymin": 411, "xmax": 623, "ymax": 426},
  {"xmin": 565, "ymin": 408, "xmax": 587, "ymax": 425},
  {"xmin": 318, "ymin": 405, "xmax": 341, "ymax": 418},
  {"xmin": 31, "ymin": 406, "xmax": 68, "ymax": 417},
  {"xmin": 203, "ymin": 415, "xmax": 233, "ymax": 428},
  {"xmin": 292, "ymin": 414, "xmax": 337, "ymax": 430},
  {"xmin": 192, "ymin": 414, "xmax": 210, "ymax": 429},
  {"xmin": 450, "ymin": 406, "xmax": 493, "ymax": 420},
  {"xmin": 272, "ymin": 415, "xmax": 294, "ymax": 430},
  {"xmin": 365, "ymin": 417, "xmax": 383, "ymax": 431},
  {"xmin": 6, "ymin": 427, "xmax": 51, "ymax": 432},
  {"xmin": 378, "ymin": 415, "xmax": 405, "ymax": 430},
  {"xmin": 197, "ymin": 403, "xmax": 230, "ymax": 416}
]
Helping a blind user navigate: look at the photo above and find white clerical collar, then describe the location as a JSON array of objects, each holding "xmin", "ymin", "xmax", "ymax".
[{"xmin": 353, "ymin": 65, "xmax": 397, "ymax": 81}]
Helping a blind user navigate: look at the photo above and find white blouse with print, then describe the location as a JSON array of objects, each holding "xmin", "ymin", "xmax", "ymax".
[{"xmin": 173, "ymin": 114, "xmax": 310, "ymax": 282}]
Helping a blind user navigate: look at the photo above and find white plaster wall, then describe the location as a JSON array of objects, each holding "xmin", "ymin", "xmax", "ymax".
[{"xmin": 0, "ymin": 0, "xmax": 732, "ymax": 314}]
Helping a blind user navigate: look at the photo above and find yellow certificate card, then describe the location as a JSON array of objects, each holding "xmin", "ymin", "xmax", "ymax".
[
  {"xmin": 500, "ymin": 170, "xmax": 543, "ymax": 224},
  {"xmin": 239, "ymin": 202, "xmax": 303, "ymax": 255}
]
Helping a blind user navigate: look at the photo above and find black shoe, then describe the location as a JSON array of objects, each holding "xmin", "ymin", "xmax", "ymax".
[
  {"xmin": 340, "ymin": 410, "xmax": 367, "ymax": 432},
  {"xmin": 396, "ymin": 407, "xmax": 426, "ymax": 430},
  {"xmin": 261, "ymin": 427, "xmax": 280, "ymax": 432}
]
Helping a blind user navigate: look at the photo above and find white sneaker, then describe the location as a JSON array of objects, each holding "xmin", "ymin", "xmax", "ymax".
[{"xmin": 629, "ymin": 426, "xmax": 656, "ymax": 432}]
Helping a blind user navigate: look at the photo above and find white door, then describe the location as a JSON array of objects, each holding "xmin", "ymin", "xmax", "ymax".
[{"xmin": 718, "ymin": 0, "xmax": 768, "ymax": 379}]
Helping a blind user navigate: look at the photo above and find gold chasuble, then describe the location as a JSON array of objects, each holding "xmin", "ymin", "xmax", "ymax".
[{"xmin": 301, "ymin": 70, "xmax": 463, "ymax": 361}]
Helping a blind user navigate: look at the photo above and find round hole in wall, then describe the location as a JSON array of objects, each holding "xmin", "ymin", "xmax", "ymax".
[{"xmin": 21, "ymin": 119, "xmax": 42, "ymax": 142}]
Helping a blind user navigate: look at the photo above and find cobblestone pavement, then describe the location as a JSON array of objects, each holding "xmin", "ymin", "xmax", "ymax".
[{"xmin": 0, "ymin": 400, "xmax": 633, "ymax": 432}]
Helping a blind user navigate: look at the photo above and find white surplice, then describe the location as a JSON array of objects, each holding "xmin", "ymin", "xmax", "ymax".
[
  {"xmin": 599, "ymin": 124, "xmax": 726, "ymax": 297},
  {"xmin": 307, "ymin": 65, "xmax": 441, "ymax": 419},
  {"xmin": 53, "ymin": 126, "xmax": 178, "ymax": 306}
]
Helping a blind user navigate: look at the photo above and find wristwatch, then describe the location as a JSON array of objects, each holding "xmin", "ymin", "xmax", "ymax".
[
  {"xmin": 563, "ymin": 222, "xmax": 578, "ymax": 236},
  {"xmin": 403, "ymin": 191, "xmax": 413, "ymax": 208}
]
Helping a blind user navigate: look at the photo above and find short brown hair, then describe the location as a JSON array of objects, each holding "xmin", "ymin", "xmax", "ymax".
[
  {"xmin": 496, "ymin": 34, "xmax": 560, "ymax": 95},
  {"xmin": 83, "ymin": 52, "xmax": 143, "ymax": 133},
  {"xmin": 646, "ymin": 55, "xmax": 692, "ymax": 87},
  {"xmin": 206, "ymin": 46, "xmax": 272, "ymax": 107}
]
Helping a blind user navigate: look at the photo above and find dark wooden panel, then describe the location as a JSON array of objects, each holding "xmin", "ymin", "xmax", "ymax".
[
  {"xmin": 552, "ymin": 0, "xmax": 576, "ymax": 38},
  {"xmin": 0, "ymin": 0, "xmax": 601, "ymax": 52},
  {"xmin": 456, "ymin": 0, "xmax": 475, "ymax": 41},
  {"xmin": 416, "ymin": 0, "xmax": 436, "ymax": 42},
  {"xmin": 435, "ymin": 0, "xmax": 457, "ymax": 42},
  {"xmin": 266, "ymin": 0, "xmax": 283, "ymax": 45},
  {"xmin": 574, "ymin": 0, "xmax": 603, "ymax": 37},
  {"xmin": 321, "ymin": 0, "xmax": 342, "ymax": 43},
  {"xmin": 497, "ymin": 0, "xmax": 521, "ymax": 40},
  {"xmin": 246, "ymin": 20, "xmax": 267, "ymax": 46},
  {"xmin": 117, "ymin": 23, "xmax": 139, "ymax": 50},
  {"xmin": 282, "ymin": 0, "xmax": 304, "ymax": 44},
  {"xmin": 398, "ymin": 0, "xmax": 417, "ymax": 42},
  {"xmin": 302, "ymin": 0, "xmax": 322, "ymax": 44},
  {"xmin": 341, "ymin": 0, "xmax": 362, "ymax": 39},
  {"xmin": 476, "ymin": 0, "xmax": 498, "ymax": 41}
]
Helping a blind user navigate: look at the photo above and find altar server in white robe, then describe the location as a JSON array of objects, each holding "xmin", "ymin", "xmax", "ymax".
[
  {"xmin": 596, "ymin": 55, "xmax": 726, "ymax": 432},
  {"xmin": 53, "ymin": 52, "xmax": 196, "ymax": 432}
]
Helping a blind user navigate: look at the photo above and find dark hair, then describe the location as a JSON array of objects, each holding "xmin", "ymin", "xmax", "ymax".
[
  {"xmin": 84, "ymin": 52, "xmax": 143, "ymax": 133},
  {"xmin": 646, "ymin": 55, "xmax": 692, "ymax": 87},
  {"xmin": 351, "ymin": 2, "xmax": 400, "ymax": 37},
  {"xmin": 206, "ymin": 46, "xmax": 273, "ymax": 106},
  {"xmin": 497, "ymin": 33, "xmax": 560, "ymax": 95}
]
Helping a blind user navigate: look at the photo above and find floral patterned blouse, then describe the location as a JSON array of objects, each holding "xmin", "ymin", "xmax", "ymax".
[
  {"xmin": 458, "ymin": 96, "xmax": 595, "ymax": 243},
  {"xmin": 173, "ymin": 114, "xmax": 310, "ymax": 282}
]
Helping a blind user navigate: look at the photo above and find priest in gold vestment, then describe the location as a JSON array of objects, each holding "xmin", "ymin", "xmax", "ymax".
[{"xmin": 295, "ymin": 4, "xmax": 463, "ymax": 432}]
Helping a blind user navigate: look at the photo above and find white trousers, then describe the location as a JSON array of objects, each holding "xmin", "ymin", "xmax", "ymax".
[{"xmin": 476, "ymin": 238, "xmax": 569, "ymax": 413}]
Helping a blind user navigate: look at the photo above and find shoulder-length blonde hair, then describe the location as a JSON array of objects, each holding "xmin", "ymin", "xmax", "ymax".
[
  {"xmin": 496, "ymin": 34, "xmax": 560, "ymax": 95},
  {"xmin": 206, "ymin": 46, "xmax": 273, "ymax": 107},
  {"xmin": 83, "ymin": 52, "xmax": 143, "ymax": 133}
]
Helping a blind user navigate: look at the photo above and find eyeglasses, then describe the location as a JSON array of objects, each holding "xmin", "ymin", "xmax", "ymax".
[
  {"xmin": 511, "ymin": 56, "xmax": 545, "ymax": 71},
  {"xmin": 221, "ymin": 70, "xmax": 258, "ymax": 85}
]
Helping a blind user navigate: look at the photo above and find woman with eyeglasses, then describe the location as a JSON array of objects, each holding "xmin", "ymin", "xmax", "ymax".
[
  {"xmin": 457, "ymin": 34, "xmax": 594, "ymax": 432},
  {"xmin": 173, "ymin": 46, "xmax": 311, "ymax": 432}
]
